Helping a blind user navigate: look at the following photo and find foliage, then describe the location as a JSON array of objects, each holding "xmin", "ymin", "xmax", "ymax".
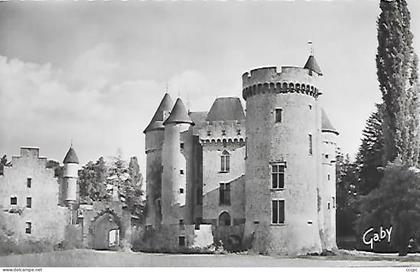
[
  {"xmin": 0, "ymin": 155, "xmax": 11, "ymax": 175},
  {"xmin": 79, "ymin": 157, "xmax": 109, "ymax": 203},
  {"xmin": 336, "ymin": 154, "xmax": 359, "ymax": 237},
  {"xmin": 355, "ymin": 104, "xmax": 385, "ymax": 195},
  {"xmin": 356, "ymin": 161, "xmax": 420, "ymax": 255},
  {"xmin": 376, "ymin": 0, "xmax": 419, "ymax": 166}
]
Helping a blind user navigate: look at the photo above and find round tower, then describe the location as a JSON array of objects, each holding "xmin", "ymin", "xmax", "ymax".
[
  {"xmin": 161, "ymin": 98, "xmax": 194, "ymax": 225},
  {"xmin": 321, "ymin": 109, "xmax": 339, "ymax": 250},
  {"xmin": 242, "ymin": 55, "xmax": 324, "ymax": 255},
  {"xmin": 63, "ymin": 145, "xmax": 80, "ymax": 212},
  {"xmin": 144, "ymin": 93, "xmax": 173, "ymax": 226}
]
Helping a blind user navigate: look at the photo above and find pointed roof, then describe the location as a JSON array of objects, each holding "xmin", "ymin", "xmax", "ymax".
[
  {"xmin": 322, "ymin": 109, "xmax": 339, "ymax": 135},
  {"xmin": 63, "ymin": 146, "xmax": 79, "ymax": 164},
  {"xmin": 143, "ymin": 93, "xmax": 173, "ymax": 133},
  {"xmin": 304, "ymin": 55, "xmax": 323, "ymax": 76},
  {"xmin": 164, "ymin": 98, "xmax": 194, "ymax": 125},
  {"xmin": 206, "ymin": 97, "xmax": 246, "ymax": 121}
]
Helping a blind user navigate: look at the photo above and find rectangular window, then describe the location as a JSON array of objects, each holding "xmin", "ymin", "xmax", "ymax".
[
  {"xmin": 10, "ymin": 197, "xmax": 17, "ymax": 205},
  {"xmin": 219, "ymin": 183, "xmax": 231, "ymax": 205},
  {"xmin": 27, "ymin": 178, "xmax": 32, "ymax": 188},
  {"xmin": 180, "ymin": 143, "xmax": 184, "ymax": 149},
  {"xmin": 179, "ymin": 188, "xmax": 184, "ymax": 194},
  {"xmin": 332, "ymin": 197, "xmax": 335, "ymax": 208},
  {"xmin": 26, "ymin": 197, "xmax": 32, "ymax": 208},
  {"xmin": 222, "ymin": 130, "xmax": 226, "ymax": 136},
  {"xmin": 207, "ymin": 131, "xmax": 211, "ymax": 136},
  {"xmin": 271, "ymin": 164, "xmax": 285, "ymax": 189},
  {"xmin": 179, "ymin": 236, "xmax": 186, "ymax": 247},
  {"xmin": 25, "ymin": 222, "xmax": 32, "ymax": 234},
  {"xmin": 180, "ymin": 169, "xmax": 184, "ymax": 175},
  {"xmin": 221, "ymin": 152, "xmax": 230, "ymax": 173},
  {"xmin": 275, "ymin": 108, "xmax": 283, "ymax": 123},
  {"xmin": 237, "ymin": 129, "xmax": 241, "ymax": 135},
  {"xmin": 272, "ymin": 200, "xmax": 285, "ymax": 224},
  {"xmin": 309, "ymin": 134, "xmax": 313, "ymax": 155}
]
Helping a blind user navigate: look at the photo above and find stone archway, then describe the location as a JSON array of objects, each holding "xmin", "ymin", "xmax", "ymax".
[
  {"xmin": 219, "ymin": 211, "xmax": 231, "ymax": 226},
  {"xmin": 89, "ymin": 210, "xmax": 123, "ymax": 250}
]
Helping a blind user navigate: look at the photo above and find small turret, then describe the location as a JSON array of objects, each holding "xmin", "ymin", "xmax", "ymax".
[
  {"xmin": 304, "ymin": 55, "xmax": 323, "ymax": 76},
  {"xmin": 63, "ymin": 145, "xmax": 79, "ymax": 211},
  {"xmin": 163, "ymin": 98, "xmax": 194, "ymax": 125},
  {"xmin": 144, "ymin": 93, "xmax": 173, "ymax": 133}
]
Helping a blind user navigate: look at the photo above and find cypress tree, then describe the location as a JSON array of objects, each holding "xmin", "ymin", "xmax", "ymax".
[{"xmin": 376, "ymin": 0, "xmax": 419, "ymax": 166}]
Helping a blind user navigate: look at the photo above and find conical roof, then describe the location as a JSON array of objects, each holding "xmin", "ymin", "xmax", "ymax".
[
  {"xmin": 304, "ymin": 55, "xmax": 323, "ymax": 76},
  {"xmin": 206, "ymin": 97, "xmax": 245, "ymax": 121},
  {"xmin": 143, "ymin": 93, "xmax": 173, "ymax": 133},
  {"xmin": 63, "ymin": 146, "xmax": 79, "ymax": 164},
  {"xmin": 321, "ymin": 109, "xmax": 338, "ymax": 135},
  {"xmin": 164, "ymin": 98, "xmax": 194, "ymax": 125}
]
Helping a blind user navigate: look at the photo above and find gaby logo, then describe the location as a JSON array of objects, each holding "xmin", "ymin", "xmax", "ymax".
[{"xmin": 362, "ymin": 226, "xmax": 392, "ymax": 250}]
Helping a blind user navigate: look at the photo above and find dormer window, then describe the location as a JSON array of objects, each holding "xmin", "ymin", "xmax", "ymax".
[{"xmin": 220, "ymin": 150, "xmax": 230, "ymax": 173}]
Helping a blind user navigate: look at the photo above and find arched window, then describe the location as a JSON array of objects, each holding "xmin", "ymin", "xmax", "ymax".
[
  {"xmin": 220, "ymin": 150, "xmax": 230, "ymax": 173},
  {"xmin": 219, "ymin": 211, "xmax": 231, "ymax": 226}
]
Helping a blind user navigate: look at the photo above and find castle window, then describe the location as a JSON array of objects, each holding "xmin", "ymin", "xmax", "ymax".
[
  {"xmin": 219, "ymin": 211, "xmax": 231, "ymax": 226},
  {"xmin": 237, "ymin": 129, "xmax": 241, "ymax": 136},
  {"xmin": 10, "ymin": 197, "xmax": 17, "ymax": 205},
  {"xmin": 222, "ymin": 130, "xmax": 226, "ymax": 136},
  {"xmin": 328, "ymin": 202, "xmax": 331, "ymax": 210},
  {"xmin": 271, "ymin": 164, "xmax": 285, "ymax": 189},
  {"xmin": 272, "ymin": 200, "xmax": 285, "ymax": 224},
  {"xmin": 25, "ymin": 222, "xmax": 32, "ymax": 234},
  {"xmin": 328, "ymin": 174, "xmax": 330, "ymax": 181},
  {"xmin": 219, "ymin": 183, "xmax": 231, "ymax": 205},
  {"xmin": 207, "ymin": 131, "xmax": 211, "ymax": 136},
  {"xmin": 180, "ymin": 143, "xmax": 184, "ymax": 149},
  {"xmin": 275, "ymin": 108, "xmax": 283, "ymax": 123},
  {"xmin": 309, "ymin": 134, "xmax": 313, "ymax": 155},
  {"xmin": 179, "ymin": 188, "xmax": 184, "ymax": 194},
  {"xmin": 26, "ymin": 197, "xmax": 32, "ymax": 208},
  {"xmin": 180, "ymin": 169, "xmax": 184, "ymax": 175},
  {"xmin": 220, "ymin": 150, "xmax": 230, "ymax": 173},
  {"xmin": 332, "ymin": 197, "xmax": 336, "ymax": 208},
  {"xmin": 179, "ymin": 236, "xmax": 186, "ymax": 247},
  {"xmin": 309, "ymin": 104, "xmax": 312, "ymax": 110},
  {"xmin": 27, "ymin": 178, "xmax": 32, "ymax": 188}
]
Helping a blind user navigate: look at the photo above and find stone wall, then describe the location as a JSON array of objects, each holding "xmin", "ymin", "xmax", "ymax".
[{"xmin": 0, "ymin": 147, "xmax": 69, "ymax": 245}]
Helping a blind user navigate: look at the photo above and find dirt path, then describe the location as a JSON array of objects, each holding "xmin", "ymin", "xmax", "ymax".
[{"xmin": 1, "ymin": 249, "xmax": 419, "ymax": 267}]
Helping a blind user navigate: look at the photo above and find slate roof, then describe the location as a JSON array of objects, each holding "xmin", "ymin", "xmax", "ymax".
[
  {"xmin": 144, "ymin": 93, "xmax": 173, "ymax": 133},
  {"xmin": 164, "ymin": 98, "xmax": 194, "ymax": 125},
  {"xmin": 304, "ymin": 55, "xmax": 323, "ymax": 76},
  {"xmin": 206, "ymin": 97, "xmax": 245, "ymax": 122},
  {"xmin": 189, "ymin": 111, "xmax": 208, "ymax": 124},
  {"xmin": 63, "ymin": 147, "xmax": 79, "ymax": 164},
  {"xmin": 321, "ymin": 109, "xmax": 339, "ymax": 135}
]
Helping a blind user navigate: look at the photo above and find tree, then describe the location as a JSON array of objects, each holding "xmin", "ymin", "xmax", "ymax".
[
  {"xmin": 355, "ymin": 104, "xmax": 385, "ymax": 195},
  {"xmin": 376, "ymin": 0, "xmax": 419, "ymax": 166},
  {"xmin": 78, "ymin": 157, "xmax": 108, "ymax": 202},
  {"xmin": 357, "ymin": 161, "xmax": 420, "ymax": 255},
  {"xmin": 0, "ymin": 155, "xmax": 11, "ymax": 175}
]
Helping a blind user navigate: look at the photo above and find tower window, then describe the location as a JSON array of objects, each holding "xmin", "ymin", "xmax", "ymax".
[
  {"xmin": 332, "ymin": 197, "xmax": 336, "ymax": 208},
  {"xmin": 179, "ymin": 236, "xmax": 186, "ymax": 246},
  {"xmin": 180, "ymin": 169, "xmax": 184, "ymax": 175},
  {"xmin": 25, "ymin": 222, "xmax": 32, "ymax": 234},
  {"xmin": 180, "ymin": 143, "xmax": 184, "ymax": 149},
  {"xmin": 26, "ymin": 197, "xmax": 32, "ymax": 208},
  {"xmin": 328, "ymin": 202, "xmax": 331, "ymax": 210},
  {"xmin": 328, "ymin": 174, "xmax": 330, "ymax": 181},
  {"xmin": 271, "ymin": 164, "xmax": 285, "ymax": 189},
  {"xmin": 27, "ymin": 178, "xmax": 32, "ymax": 188},
  {"xmin": 275, "ymin": 108, "xmax": 283, "ymax": 123},
  {"xmin": 237, "ymin": 129, "xmax": 241, "ymax": 135},
  {"xmin": 219, "ymin": 183, "xmax": 231, "ymax": 205},
  {"xmin": 222, "ymin": 130, "xmax": 226, "ymax": 136},
  {"xmin": 272, "ymin": 200, "xmax": 285, "ymax": 224},
  {"xmin": 10, "ymin": 197, "xmax": 17, "ymax": 205},
  {"xmin": 207, "ymin": 131, "xmax": 211, "ymax": 136},
  {"xmin": 179, "ymin": 188, "xmax": 184, "ymax": 194},
  {"xmin": 309, "ymin": 134, "xmax": 313, "ymax": 155},
  {"xmin": 220, "ymin": 150, "xmax": 230, "ymax": 173}
]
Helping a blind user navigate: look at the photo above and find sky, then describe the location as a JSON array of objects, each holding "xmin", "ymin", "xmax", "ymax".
[{"xmin": 0, "ymin": 0, "xmax": 419, "ymax": 174}]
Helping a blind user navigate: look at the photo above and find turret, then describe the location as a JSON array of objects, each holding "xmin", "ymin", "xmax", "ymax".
[
  {"xmin": 63, "ymin": 145, "xmax": 79, "ymax": 215},
  {"xmin": 320, "ymin": 109, "xmax": 339, "ymax": 250},
  {"xmin": 144, "ymin": 93, "xmax": 173, "ymax": 226},
  {"xmin": 161, "ymin": 98, "xmax": 194, "ymax": 225},
  {"xmin": 242, "ymin": 53, "xmax": 324, "ymax": 255}
]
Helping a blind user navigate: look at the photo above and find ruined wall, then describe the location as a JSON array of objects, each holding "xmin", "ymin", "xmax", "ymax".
[
  {"xmin": 243, "ymin": 67, "xmax": 323, "ymax": 255},
  {"xmin": 0, "ymin": 147, "xmax": 68, "ymax": 245}
]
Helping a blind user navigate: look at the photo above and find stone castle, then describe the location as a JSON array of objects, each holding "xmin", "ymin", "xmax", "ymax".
[{"xmin": 144, "ymin": 53, "xmax": 339, "ymax": 255}]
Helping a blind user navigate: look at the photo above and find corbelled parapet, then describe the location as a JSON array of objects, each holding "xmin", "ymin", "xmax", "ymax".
[
  {"xmin": 242, "ymin": 66, "xmax": 321, "ymax": 100},
  {"xmin": 194, "ymin": 120, "xmax": 246, "ymax": 144}
]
